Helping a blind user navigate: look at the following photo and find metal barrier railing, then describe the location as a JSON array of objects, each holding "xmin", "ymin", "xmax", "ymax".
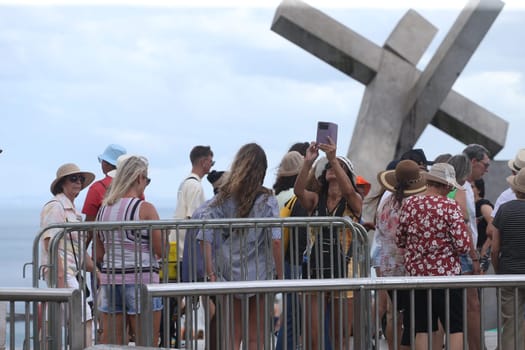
[
  {"xmin": 0, "ymin": 288, "xmax": 82, "ymax": 350},
  {"xmin": 141, "ymin": 275, "xmax": 525, "ymax": 349},
  {"xmin": 26, "ymin": 217, "xmax": 369, "ymax": 348}
]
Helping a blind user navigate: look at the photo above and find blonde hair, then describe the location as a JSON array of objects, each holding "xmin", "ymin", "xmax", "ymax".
[
  {"xmin": 103, "ymin": 155, "xmax": 149, "ymax": 206},
  {"xmin": 214, "ymin": 143, "xmax": 272, "ymax": 217}
]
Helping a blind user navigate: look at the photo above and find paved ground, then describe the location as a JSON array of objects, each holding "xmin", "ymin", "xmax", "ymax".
[{"xmin": 170, "ymin": 329, "xmax": 500, "ymax": 349}]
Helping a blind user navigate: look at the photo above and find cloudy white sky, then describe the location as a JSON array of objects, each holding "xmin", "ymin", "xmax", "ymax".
[{"xmin": 1, "ymin": 0, "xmax": 524, "ymax": 212}]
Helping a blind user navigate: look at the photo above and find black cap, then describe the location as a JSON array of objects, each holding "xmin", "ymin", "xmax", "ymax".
[
  {"xmin": 400, "ymin": 149, "xmax": 434, "ymax": 167},
  {"xmin": 207, "ymin": 170, "xmax": 225, "ymax": 185}
]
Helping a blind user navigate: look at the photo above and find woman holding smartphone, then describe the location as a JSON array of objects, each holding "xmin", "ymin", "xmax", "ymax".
[{"xmin": 294, "ymin": 137, "xmax": 362, "ymax": 349}]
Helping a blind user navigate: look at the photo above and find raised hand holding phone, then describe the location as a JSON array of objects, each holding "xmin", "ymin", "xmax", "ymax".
[{"xmin": 316, "ymin": 121, "xmax": 338, "ymax": 145}]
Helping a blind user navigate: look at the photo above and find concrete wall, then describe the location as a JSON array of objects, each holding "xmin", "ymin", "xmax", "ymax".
[{"xmin": 484, "ymin": 160, "xmax": 511, "ymax": 205}]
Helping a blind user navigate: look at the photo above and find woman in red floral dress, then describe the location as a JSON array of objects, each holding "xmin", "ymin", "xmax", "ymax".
[{"xmin": 396, "ymin": 163, "xmax": 471, "ymax": 350}]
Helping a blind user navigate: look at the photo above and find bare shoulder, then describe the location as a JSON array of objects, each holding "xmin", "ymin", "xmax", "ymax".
[{"xmin": 139, "ymin": 201, "xmax": 160, "ymax": 220}]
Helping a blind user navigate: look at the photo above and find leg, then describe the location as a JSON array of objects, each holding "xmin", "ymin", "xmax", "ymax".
[
  {"xmin": 276, "ymin": 290, "xmax": 301, "ymax": 350},
  {"xmin": 100, "ymin": 313, "xmax": 125, "ymax": 344},
  {"xmin": 304, "ymin": 293, "xmax": 321, "ymax": 350},
  {"xmin": 330, "ymin": 294, "xmax": 353, "ymax": 350},
  {"xmin": 232, "ymin": 298, "xmax": 243, "ymax": 350},
  {"xmin": 500, "ymin": 287, "xmax": 525, "ymax": 350},
  {"xmin": 466, "ymin": 287, "xmax": 482, "ymax": 350},
  {"xmin": 203, "ymin": 296, "xmax": 217, "ymax": 350},
  {"xmin": 129, "ymin": 310, "xmax": 161, "ymax": 346},
  {"xmin": 447, "ymin": 333, "xmax": 464, "ymax": 350},
  {"xmin": 276, "ymin": 262, "xmax": 303, "ymax": 350},
  {"xmin": 247, "ymin": 296, "xmax": 268, "ymax": 350}
]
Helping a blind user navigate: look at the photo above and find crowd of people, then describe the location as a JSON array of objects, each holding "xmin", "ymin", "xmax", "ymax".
[{"xmin": 37, "ymin": 139, "xmax": 525, "ymax": 349}]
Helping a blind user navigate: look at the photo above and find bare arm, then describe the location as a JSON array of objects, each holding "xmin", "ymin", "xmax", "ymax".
[
  {"xmin": 294, "ymin": 142, "xmax": 319, "ymax": 215},
  {"xmin": 319, "ymin": 138, "xmax": 362, "ymax": 217},
  {"xmin": 272, "ymin": 239, "xmax": 283, "ymax": 280},
  {"xmin": 455, "ymin": 190, "xmax": 479, "ymax": 268},
  {"xmin": 94, "ymin": 234, "xmax": 105, "ymax": 264},
  {"xmin": 43, "ymin": 237, "xmax": 65, "ymax": 288},
  {"xmin": 140, "ymin": 201, "xmax": 165, "ymax": 259},
  {"xmin": 202, "ymin": 241, "xmax": 216, "ymax": 282},
  {"xmin": 491, "ymin": 226, "xmax": 501, "ymax": 273}
]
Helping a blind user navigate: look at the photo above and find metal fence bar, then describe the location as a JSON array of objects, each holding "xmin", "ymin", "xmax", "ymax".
[
  {"xmin": 0, "ymin": 288, "xmax": 81, "ymax": 350},
  {"xmin": 30, "ymin": 217, "xmax": 367, "ymax": 347},
  {"xmin": 139, "ymin": 275, "xmax": 525, "ymax": 349}
]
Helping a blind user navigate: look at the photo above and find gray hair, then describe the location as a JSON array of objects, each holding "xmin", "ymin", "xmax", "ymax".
[
  {"xmin": 448, "ymin": 154, "xmax": 472, "ymax": 184},
  {"xmin": 103, "ymin": 155, "xmax": 149, "ymax": 206},
  {"xmin": 463, "ymin": 144, "xmax": 490, "ymax": 161}
]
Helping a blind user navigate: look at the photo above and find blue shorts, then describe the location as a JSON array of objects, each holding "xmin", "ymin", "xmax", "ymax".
[
  {"xmin": 98, "ymin": 285, "xmax": 163, "ymax": 314},
  {"xmin": 460, "ymin": 254, "xmax": 473, "ymax": 274}
]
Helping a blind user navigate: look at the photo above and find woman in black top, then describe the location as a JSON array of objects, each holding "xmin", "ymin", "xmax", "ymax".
[{"xmin": 473, "ymin": 178, "xmax": 494, "ymax": 272}]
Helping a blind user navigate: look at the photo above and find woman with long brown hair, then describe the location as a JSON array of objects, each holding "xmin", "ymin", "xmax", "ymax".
[{"xmin": 199, "ymin": 143, "xmax": 282, "ymax": 350}]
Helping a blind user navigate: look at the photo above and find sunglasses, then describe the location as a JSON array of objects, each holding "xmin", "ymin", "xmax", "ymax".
[
  {"xmin": 68, "ymin": 174, "xmax": 86, "ymax": 184},
  {"xmin": 325, "ymin": 162, "xmax": 347, "ymax": 172},
  {"xmin": 479, "ymin": 160, "xmax": 490, "ymax": 169}
]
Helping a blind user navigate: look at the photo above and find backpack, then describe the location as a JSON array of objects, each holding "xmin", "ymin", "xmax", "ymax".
[{"xmin": 280, "ymin": 195, "xmax": 298, "ymax": 252}]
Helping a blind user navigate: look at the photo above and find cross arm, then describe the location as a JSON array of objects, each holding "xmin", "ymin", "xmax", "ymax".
[
  {"xmin": 432, "ymin": 90, "xmax": 508, "ymax": 157},
  {"xmin": 271, "ymin": 0, "xmax": 382, "ymax": 85}
]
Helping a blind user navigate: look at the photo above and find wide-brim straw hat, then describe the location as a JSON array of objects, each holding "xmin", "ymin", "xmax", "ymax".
[
  {"xmin": 277, "ymin": 151, "xmax": 304, "ymax": 177},
  {"xmin": 508, "ymin": 149, "xmax": 525, "ymax": 173},
  {"xmin": 50, "ymin": 163, "xmax": 95, "ymax": 195},
  {"xmin": 377, "ymin": 160, "xmax": 427, "ymax": 196},
  {"xmin": 425, "ymin": 162, "xmax": 464, "ymax": 190},
  {"xmin": 507, "ymin": 168, "xmax": 525, "ymax": 194}
]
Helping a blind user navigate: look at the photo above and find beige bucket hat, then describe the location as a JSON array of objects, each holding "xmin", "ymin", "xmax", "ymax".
[{"xmin": 425, "ymin": 163, "xmax": 463, "ymax": 190}]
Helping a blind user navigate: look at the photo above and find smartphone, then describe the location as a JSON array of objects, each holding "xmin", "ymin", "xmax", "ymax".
[{"xmin": 316, "ymin": 121, "xmax": 338, "ymax": 145}]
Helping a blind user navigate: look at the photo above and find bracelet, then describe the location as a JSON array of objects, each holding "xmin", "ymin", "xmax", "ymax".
[{"xmin": 472, "ymin": 259, "xmax": 480, "ymax": 262}]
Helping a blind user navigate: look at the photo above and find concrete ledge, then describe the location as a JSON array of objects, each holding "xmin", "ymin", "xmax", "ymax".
[{"xmin": 85, "ymin": 346, "xmax": 171, "ymax": 350}]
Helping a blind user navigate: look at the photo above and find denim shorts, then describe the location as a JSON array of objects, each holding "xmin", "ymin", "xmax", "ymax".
[
  {"xmin": 97, "ymin": 285, "xmax": 163, "ymax": 314},
  {"xmin": 460, "ymin": 254, "xmax": 473, "ymax": 274}
]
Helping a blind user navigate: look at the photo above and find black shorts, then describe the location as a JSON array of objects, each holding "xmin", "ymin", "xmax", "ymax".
[
  {"xmin": 413, "ymin": 288, "xmax": 464, "ymax": 334},
  {"xmin": 387, "ymin": 289, "xmax": 411, "ymax": 346}
]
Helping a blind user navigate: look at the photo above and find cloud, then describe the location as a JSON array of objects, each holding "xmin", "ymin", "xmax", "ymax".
[
  {"xmin": 0, "ymin": 3, "xmax": 523, "ymax": 209},
  {"xmin": 3, "ymin": 1, "xmax": 525, "ymax": 10}
]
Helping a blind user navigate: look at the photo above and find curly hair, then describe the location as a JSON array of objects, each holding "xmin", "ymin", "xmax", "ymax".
[{"xmin": 214, "ymin": 143, "xmax": 272, "ymax": 217}]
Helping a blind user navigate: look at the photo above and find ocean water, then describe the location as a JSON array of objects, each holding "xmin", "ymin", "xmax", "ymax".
[
  {"xmin": 1, "ymin": 207, "xmax": 40, "ymax": 288},
  {"xmin": 0, "ymin": 206, "xmax": 175, "ymax": 288},
  {"xmin": 0, "ymin": 206, "xmax": 175, "ymax": 349}
]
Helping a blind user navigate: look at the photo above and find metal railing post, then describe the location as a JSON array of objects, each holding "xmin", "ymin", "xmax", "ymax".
[{"xmin": 140, "ymin": 284, "xmax": 153, "ymax": 346}]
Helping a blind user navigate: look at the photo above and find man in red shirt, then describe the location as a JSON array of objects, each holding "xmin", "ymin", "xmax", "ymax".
[{"xmin": 82, "ymin": 144, "xmax": 127, "ymax": 221}]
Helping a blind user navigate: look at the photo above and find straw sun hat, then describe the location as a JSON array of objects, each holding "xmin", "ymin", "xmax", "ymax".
[
  {"xmin": 377, "ymin": 160, "xmax": 427, "ymax": 196},
  {"xmin": 508, "ymin": 149, "xmax": 525, "ymax": 173},
  {"xmin": 507, "ymin": 168, "xmax": 525, "ymax": 194},
  {"xmin": 50, "ymin": 163, "xmax": 95, "ymax": 195}
]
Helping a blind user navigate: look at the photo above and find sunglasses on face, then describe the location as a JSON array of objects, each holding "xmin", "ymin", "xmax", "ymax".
[
  {"xmin": 478, "ymin": 160, "xmax": 490, "ymax": 169},
  {"xmin": 325, "ymin": 162, "xmax": 347, "ymax": 172},
  {"xmin": 142, "ymin": 174, "xmax": 151, "ymax": 186},
  {"xmin": 68, "ymin": 174, "xmax": 86, "ymax": 184}
]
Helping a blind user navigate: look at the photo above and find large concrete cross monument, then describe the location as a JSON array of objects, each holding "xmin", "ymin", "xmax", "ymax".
[{"xmin": 271, "ymin": 0, "xmax": 508, "ymax": 190}]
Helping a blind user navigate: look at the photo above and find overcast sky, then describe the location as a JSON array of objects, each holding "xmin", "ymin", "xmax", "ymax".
[{"xmin": 1, "ymin": 0, "xmax": 524, "ymax": 213}]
